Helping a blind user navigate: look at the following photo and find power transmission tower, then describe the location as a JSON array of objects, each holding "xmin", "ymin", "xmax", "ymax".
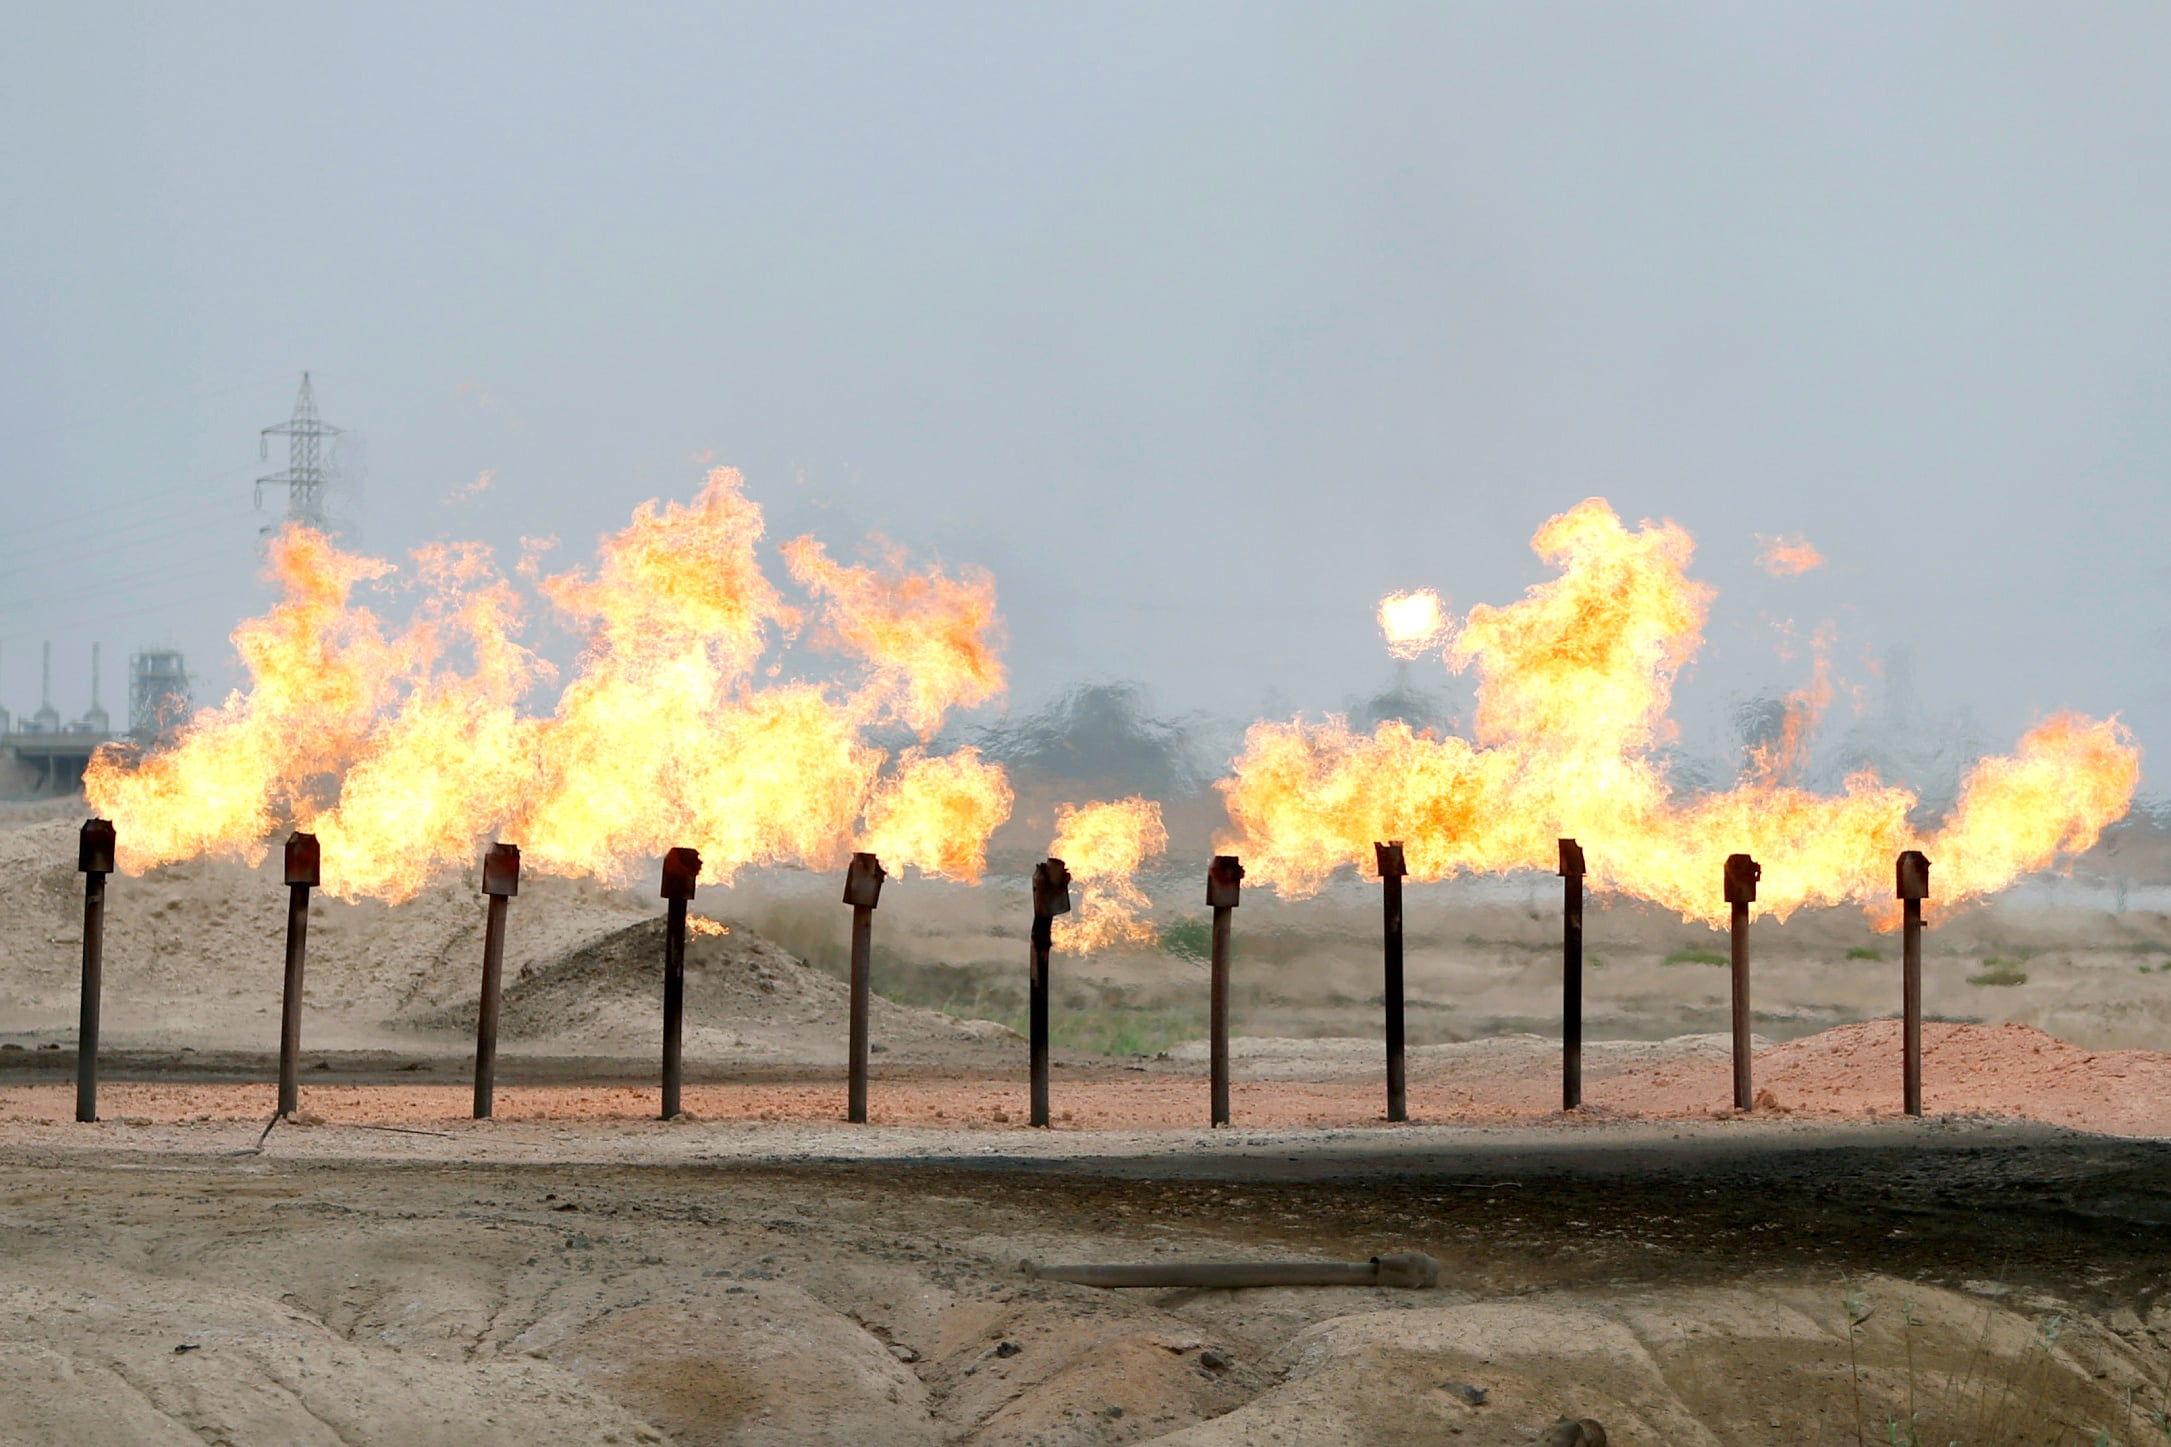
[{"xmin": 255, "ymin": 372, "xmax": 342, "ymax": 534}]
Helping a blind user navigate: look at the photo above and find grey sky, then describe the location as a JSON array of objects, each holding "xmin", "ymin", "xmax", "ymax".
[{"xmin": 2, "ymin": 3, "xmax": 2165, "ymax": 793}]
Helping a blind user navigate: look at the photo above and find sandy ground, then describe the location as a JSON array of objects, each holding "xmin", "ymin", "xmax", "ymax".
[{"xmin": 5, "ymin": 807, "xmax": 2171, "ymax": 1443}]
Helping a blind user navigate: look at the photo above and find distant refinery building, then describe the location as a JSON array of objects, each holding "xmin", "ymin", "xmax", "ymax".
[{"xmin": 0, "ymin": 642, "xmax": 189, "ymax": 796}]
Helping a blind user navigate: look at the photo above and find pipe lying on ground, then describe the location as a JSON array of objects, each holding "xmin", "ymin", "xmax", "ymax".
[{"xmin": 1022, "ymin": 1250, "xmax": 1440, "ymax": 1290}]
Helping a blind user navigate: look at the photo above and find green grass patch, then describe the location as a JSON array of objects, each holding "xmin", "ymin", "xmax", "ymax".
[
  {"xmin": 1845, "ymin": 945, "xmax": 1883, "ymax": 962},
  {"xmin": 1663, "ymin": 948, "xmax": 1728, "ymax": 966},
  {"xmin": 1968, "ymin": 958, "xmax": 2029, "ymax": 988},
  {"xmin": 1159, "ymin": 916, "xmax": 1211, "ymax": 962},
  {"xmin": 974, "ymin": 999, "xmax": 1202, "ymax": 1056}
]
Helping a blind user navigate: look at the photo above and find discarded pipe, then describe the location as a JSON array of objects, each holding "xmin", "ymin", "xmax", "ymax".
[
  {"xmin": 659, "ymin": 846, "xmax": 702, "ymax": 1121},
  {"xmin": 1897, "ymin": 850, "xmax": 1931, "ymax": 1117},
  {"xmin": 1029, "ymin": 857, "xmax": 1072, "ymax": 1128},
  {"xmin": 843, "ymin": 851, "xmax": 886, "ymax": 1124},
  {"xmin": 278, "ymin": 831, "xmax": 320, "ymax": 1118},
  {"xmin": 472, "ymin": 842, "xmax": 520, "ymax": 1120},
  {"xmin": 1559, "ymin": 837, "xmax": 1586, "ymax": 1112},
  {"xmin": 74, "ymin": 818, "xmax": 115, "ymax": 1124},
  {"xmin": 1375, "ymin": 841, "xmax": 1408, "ymax": 1123},
  {"xmin": 1540, "ymin": 1417, "xmax": 1610, "ymax": 1447},
  {"xmin": 1207, "ymin": 854, "xmax": 1243, "ymax": 1128},
  {"xmin": 1724, "ymin": 852, "xmax": 1760, "ymax": 1112},
  {"xmin": 1024, "ymin": 1250, "xmax": 1440, "ymax": 1291}
]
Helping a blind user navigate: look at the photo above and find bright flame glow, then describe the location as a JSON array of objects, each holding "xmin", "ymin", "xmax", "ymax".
[
  {"xmin": 86, "ymin": 468, "xmax": 1014, "ymax": 899},
  {"xmin": 1051, "ymin": 797, "xmax": 1168, "ymax": 954},
  {"xmin": 1219, "ymin": 499, "xmax": 2139, "ymax": 925},
  {"xmin": 1377, "ymin": 589, "xmax": 1450, "ymax": 659}
]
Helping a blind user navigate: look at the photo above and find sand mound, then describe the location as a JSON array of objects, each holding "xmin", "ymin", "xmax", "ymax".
[
  {"xmin": 0, "ymin": 819, "xmax": 655, "ymax": 1047},
  {"xmin": 420, "ymin": 916, "xmax": 1015, "ymax": 1063}
]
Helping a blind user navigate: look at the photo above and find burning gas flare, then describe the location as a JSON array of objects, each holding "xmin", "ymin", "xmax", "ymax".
[
  {"xmin": 1220, "ymin": 499, "xmax": 2139, "ymax": 925},
  {"xmin": 87, "ymin": 468, "xmax": 1015, "ymax": 900},
  {"xmin": 1756, "ymin": 532, "xmax": 1826, "ymax": 577},
  {"xmin": 1377, "ymin": 589, "xmax": 1451, "ymax": 659},
  {"xmin": 1050, "ymin": 797, "xmax": 1168, "ymax": 954}
]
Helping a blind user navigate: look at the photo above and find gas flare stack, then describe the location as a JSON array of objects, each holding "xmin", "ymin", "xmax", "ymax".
[
  {"xmin": 472, "ymin": 842, "xmax": 521, "ymax": 1120},
  {"xmin": 1029, "ymin": 857, "xmax": 1073, "ymax": 1128},
  {"xmin": 1724, "ymin": 852, "xmax": 1761, "ymax": 1112},
  {"xmin": 74, "ymin": 818, "xmax": 116, "ymax": 1124},
  {"xmin": 658, "ymin": 847, "xmax": 702, "ymax": 1121},
  {"xmin": 1375, "ymin": 841, "xmax": 1409, "ymax": 1123},
  {"xmin": 1897, "ymin": 850, "xmax": 1931, "ymax": 1117},
  {"xmin": 843, "ymin": 852, "xmax": 887, "ymax": 1124},
  {"xmin": 1207, "ymin": 854, "xmax": 1244, "ymax": 1128},
  {"xmin": 278, "ymin": 832, "xmax": 321, "ymax": 1118},
  {"xmin": 1559, "ymin": 837, "xmax": 1586, "ymax": 1112}
]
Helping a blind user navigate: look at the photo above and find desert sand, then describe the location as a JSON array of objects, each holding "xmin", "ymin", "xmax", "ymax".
[{"xmin": 4, "ymin": 804, "xmax": 2170, "ymax": 1444}]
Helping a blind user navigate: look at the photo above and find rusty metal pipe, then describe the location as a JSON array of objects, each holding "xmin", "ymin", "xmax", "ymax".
[
  {"xmin": 843, "ymin": 852, "xmax": 886, "ymax": 1124},
  {"xmin": 658, "ymin": 847, "xmax": 702, "ymax": 1121},
  {"xmin": 1898, "ymin": 850, "xmax": 1931, "ymax": 1117},
  {"xmin": 1559, "ymin": 837, "xmax": 1586, "ymax": 1112},
  {"xmin": 75, "ymin": 819, "xmax": 115, "ymax": 1123},
  {"xmin": 1725, "ymin": 852, "xmax": 1760, "ymax": 1112},
  {"xmin": 1029, "ymin": 858, "xmax": 1072, "ymax": 1129},
  {"xmin": 1207, "ymin": 855, "xmax": 1243, "ymax": 1128},
  {"xmin": 1376, "ymin": 841, "xmax": 1407, "ymax": 1123},
  {"xmin": 1025, "ymin": 1250, "xmax": 1440, "ymax": 1291},
  {"xmin": 278, "ymin": 832, "xmax": 320, "ymax": 1118},
  {"xmin": 473, "ymin": 842, "xmax": 520, "ymax": 1120}
]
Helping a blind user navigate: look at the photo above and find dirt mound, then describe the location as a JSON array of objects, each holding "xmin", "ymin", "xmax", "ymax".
[
  {"xmin": 0, "ymin": 818, "xmax": 655, "ymax": 1048},
  {"xmin": 422, "ymin": 916, "xmax": 1015, "ymax": 1064}
]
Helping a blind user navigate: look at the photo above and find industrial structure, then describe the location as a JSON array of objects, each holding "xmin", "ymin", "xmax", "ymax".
[
  {"xmin": 255, "ymin": 371, "xmax": 341, "ymax": 534},
  {"xmin": 0, "ymin": 375, "xmax": 327, "ymax": 795},
  {"xmin": 0, "ymin": 642, "xmax": 190, "ymax": 796}
]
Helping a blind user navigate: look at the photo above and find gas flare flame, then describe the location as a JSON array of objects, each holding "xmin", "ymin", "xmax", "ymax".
[
  {"xmin": 1755, "ymin": 532, "xmax": 1826, "ymax": 577},
  {"xmin": 1219, "ymin": 499, "xmax": 2139, "ymax": 925},
  {"xmin": 87, "ymin": 468, "xmax": 1015, "ymax": 900},
  {"xmin": 1377, "ymin": 589, "xmax": 1451, "ymax": 659},
  {"xmin": 1050, "ymin": 797, "xmax": 1168, "ymax": 954}
]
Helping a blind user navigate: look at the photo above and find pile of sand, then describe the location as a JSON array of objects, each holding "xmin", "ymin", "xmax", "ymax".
[
  {"xmin": 0, "ymin": 818, "xmax": 653, "ymax": 1046},
  {"xmin": 419, "ymin": 914, "xmax": 1016, "ymax": 1062}
]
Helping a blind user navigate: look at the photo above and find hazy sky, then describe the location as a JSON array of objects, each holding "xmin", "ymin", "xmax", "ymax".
[{"xmin": 3, "ymin": 4, "xmax": 2166, "ymax": 793}]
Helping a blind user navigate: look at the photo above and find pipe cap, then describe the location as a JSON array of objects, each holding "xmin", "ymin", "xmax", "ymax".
[
  {"xmin": 660, "ymin": 847, "xmax": 702, "ymax": 901},
  {"xmin": 1374, "ymin": 841, "xmax": 1407, "ymax": 879},
  {"xmin": 78, "ymin": 818, "xmax": 115, "ymax": 875},
  {"xmin": 1207, "ymin": 854, "xmax": 1244, "ymax": 909},
  {"xmin": 1032, "ymin": 857, "xmax": 1073, "ymax": 916},
  {"xmin": 482, "ymin": 841, "xmax": 521, "ymax": 898},
  {"xmin": 843, "ymin": 851, "xmax": 886, "ymax": 909},
  {"xmin": 284, "ymin": 831, "xmax": 321, "ymax": 888}
]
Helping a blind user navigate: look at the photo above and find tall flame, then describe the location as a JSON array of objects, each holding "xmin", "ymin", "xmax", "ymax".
[
  {"xmin": 1050, "ymin": 797, "xmax": 1168, "ymax": 954},
  {"xmin": 1219, "ymin": 499, "xmax": 2139, "ymax": 924},
  {"xmin": 86, "ymin": 468, "xmax": 1014, "ymax": 899}
]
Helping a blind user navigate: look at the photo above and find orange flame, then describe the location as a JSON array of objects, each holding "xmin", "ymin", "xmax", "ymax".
[
  {"xmin": 1219, "ymin": 499, "xmax": 2139, "ymax": 925},
  {"xmin": 1756, "ymin": 532, "xmax": 1826, "ymax": 577},
  {"xmin": 87, "ymin": 468, "xmax": 1014, "ymax": 899},
  {"xmin": 1050, "ymin": 797, "xmax": 1168, "ymax": 954}
]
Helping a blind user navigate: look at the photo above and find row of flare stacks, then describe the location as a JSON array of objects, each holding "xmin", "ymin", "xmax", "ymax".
[{"xmin": 77, "ymin": 486, "xmax": 2141, "ymax": 929}]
